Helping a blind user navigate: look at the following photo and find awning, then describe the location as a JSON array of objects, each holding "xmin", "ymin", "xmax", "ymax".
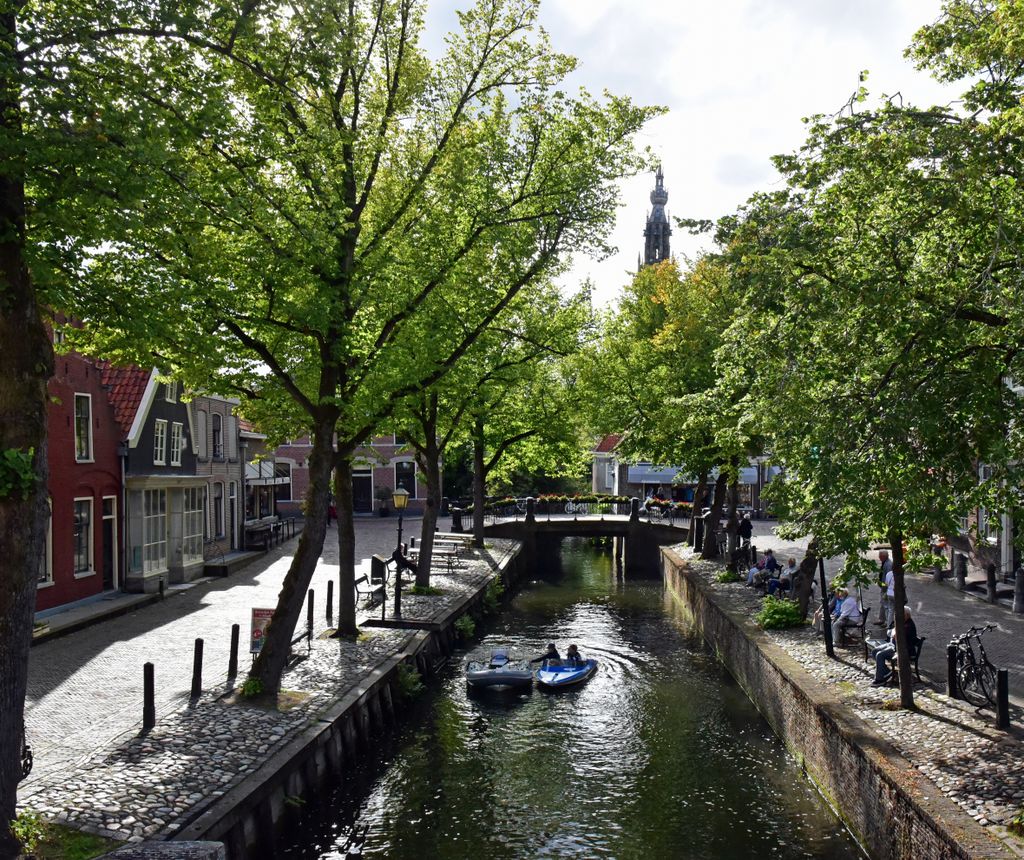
[
  {"xmin": 627, "ymin": 465, "xmax": 687, "ymax": 484},
  {"xmin": 246, "ymin": 462, "xmax": 289, "ymax": 486}
]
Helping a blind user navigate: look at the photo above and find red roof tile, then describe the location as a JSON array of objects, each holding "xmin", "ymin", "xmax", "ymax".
[
  {"xmin": 99, "ymin": 363, "xmax": 152, "ymax": 437},
  {"xmin": 594, "ymin": 434, "xmax": 622, "ymax": 453}
]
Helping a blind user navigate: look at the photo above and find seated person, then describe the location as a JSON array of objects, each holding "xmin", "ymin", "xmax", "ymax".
[
  {"xmin": 530, "ymin": 643, "xmax": 561, "ymax": 665},
  {"xmin": 871, "ymin": 607, "xmax": 917, "ymax": 686},
  {"xmin": 762, "ymin": 549, "xmax": 780, "ymax": 573},
  {"xmin": 746, "ymin": 560, "xmax": 765, "ymax": 587},
  {"xmin": 831, "ymin": 589, "xmax": 863, "ymax": 644},
  {"xmin": 565, "ymin": 644, "xmax": 584, "ymax": 664},
  {"xmin": 769, "ymin": 557, "xmax": 799, "ymax": 596}
]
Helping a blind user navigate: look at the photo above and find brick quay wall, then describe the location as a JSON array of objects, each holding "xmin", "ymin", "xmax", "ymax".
[{"xmin": 662, "ymin": 547, "xmax": 1009, "ymax": 860}]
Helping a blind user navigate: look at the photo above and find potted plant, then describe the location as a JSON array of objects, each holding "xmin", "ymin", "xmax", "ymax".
[{"xmin": 374, "ymin": 486, "xmax": 392, "ymax": 516}]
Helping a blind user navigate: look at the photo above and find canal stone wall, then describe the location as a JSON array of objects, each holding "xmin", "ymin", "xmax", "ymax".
[
  {"xmin": 172, "ymin": 543, "xmax": 528, "ymax": 858},
  {"xmin": 662, "ymin": 547, "xmax": 1009, "ymax": 860}
]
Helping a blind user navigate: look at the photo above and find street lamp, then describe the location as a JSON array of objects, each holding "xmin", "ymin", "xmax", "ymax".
[{"xmin": 392, "ymin": 486, "xmax": 410, "ymax": 618}]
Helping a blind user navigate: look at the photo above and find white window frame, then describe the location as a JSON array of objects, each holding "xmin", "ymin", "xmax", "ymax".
[
  {"xmin": 394, "ymin": 460, "xmax": 417, "ymax": 499},
  {"xmin": 74, "ymin": 393, "xmax": 93, "ymax": 462},
  {"xmin": 73, "ymin": 496, "xmax": 94, "ymax": 578},
  {"xmin": 170, "ymin": 422, "xmax": 184, "ymax": 466},
  {"xmin": 153, "ymin": 419, "xmax": 168, "ymax": 465},
  {"xmin": 165, "ymin": 380, "xmax": 177, "ymax": 403},
  {"xmin": 211, "ymin": 413, "xmax": 223, "ymax": 459},
  {"xmin": 102, "ymin": 495, "xmax": 118, "ymax": 590},
  {"xmin": 183, "ymin": 486, "xmax": 204, "ymax": 565},
  {"xmin": 143, "ymin": 489, "xmax": 167, "ymax": 573},
  {"xmin": 38, "ymin": 497, "xmax": 53, "ymax": 587}
]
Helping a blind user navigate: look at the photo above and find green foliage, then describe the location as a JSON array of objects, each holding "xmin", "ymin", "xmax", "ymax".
[
  {"xmin": 410, "ymin": 584, "xmax": 444, "ymax": 596},
  {"xmin": 755, "ymin": 596, "xmax": 806, "ymax": 630},
  {"xmin": 454, "ymin": 613, "xmax": 476, "ymax": 640},
  {"xmin": 12, "ymin": 810, "xmax": 43, "ymax": 853},
  {"xmin": 483, "ymin": 577, "xmax": 505, "ymax": 614},
  {"xmin": 0, "ymin": 448, "xmax": 35, "ymax": 500},
  {"xmin": 715, "ymin": 569, "xmax": 742, "ymax": 583},
  {"xmin": 1008, "ymin": 808, "xmax": 1024, "ymax": 836},
  {"xmin": 240, "ymin": 677, "xmax": 264, "ymax": 698},
  {"xmin": 395, "ymin": 663, "xmax": 425, "ymax": 702}
]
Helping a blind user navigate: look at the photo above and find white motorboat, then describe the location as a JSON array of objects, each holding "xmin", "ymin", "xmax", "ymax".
[{"xmin": 465, "ymin": 648, "xmax": 533, "ymax": 690}]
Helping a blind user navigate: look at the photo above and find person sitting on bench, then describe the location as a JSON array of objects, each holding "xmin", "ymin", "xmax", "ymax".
[
  {"xmin": 871, "ymin": 607, "xmax": 917, "ymax": 686},
  {"xmin": 831, "ymin": 588, "xmax": 862, "ymax": 645}
]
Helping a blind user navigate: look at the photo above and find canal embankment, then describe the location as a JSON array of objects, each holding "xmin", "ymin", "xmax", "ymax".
[{"xmin": 663, "ymin": 545, "xmax": 1020, "ymax": 860}]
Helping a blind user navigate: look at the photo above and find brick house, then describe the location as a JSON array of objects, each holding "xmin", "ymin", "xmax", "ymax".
[{"xmin": 37, "ymin": 349, "xmax": 123, "ymax": 614}]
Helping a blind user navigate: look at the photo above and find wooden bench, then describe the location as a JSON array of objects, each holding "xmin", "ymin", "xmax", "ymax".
[
  {"xmin": 837, "ymin": 606, "xmax": 871, "ymax": 657},
  {"xmin": 868, "ymin": 635, "xmax": 926, "ymax": 683}
]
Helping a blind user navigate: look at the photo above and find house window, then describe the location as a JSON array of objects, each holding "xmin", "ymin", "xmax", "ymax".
[
  {"xmin": 74, "ymin": 394, "xmax": 92, "ymax": 461},
  {"xmin": 274, "ymin": 462, "xmax": 292, "ymax": 503},
  {"xmin": 183, "ymin": 487, "xmax": 204, "ymax": 564},
  {"xmin": 605, "ymin": 461, "xmax": 615, "ymax": 489},
  {"xmin": 153, "ymin": 419, "xmax": 168, "ymax": 465},
  {"xmin": 165, "ymin": 380, "xmax": 177, "ymax": 403},
  {"xmin": 38, "ymin": 498, "xmax": 52, "ymax": 585},
  {"xmin": 53, "ymin": 326, "xmax": 65, "ymax": 345},
  {"xmin": 170, "ymin": 422, "xmax": 184, "ymax": 466},
  {"xmin": 73, "ymin": 498, "xmax": 93, "ymax": 575},
  {"xmin": 395, "ymin": 461, "xmax": 417, "ymax": 498},
  {"xmin": 197, "ymin": 410, "xmax": 208, "ymax": 460},
  {"xmin": 211, "ymin": 413, "xmax": 223, "ymax": 458},
  {"xmin": 226, "ymin": 415, "xmax": 237, "ymax": 459},
  {"xmin": 143, "ymin": 489, "xmax": 167, "ymax": 573},
  {"xmin": 213, "ymin": 482, "xmax": 224, "ymax": 538}
]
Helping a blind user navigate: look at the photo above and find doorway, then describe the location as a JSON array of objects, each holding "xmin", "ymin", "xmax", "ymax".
[
  {"xmin": 353, "ymin": 470, "xmax": 373, "ymax": 513},
  {"xmin": 102, "ymin": 496, "xmax": 118, "ymax": 590}
]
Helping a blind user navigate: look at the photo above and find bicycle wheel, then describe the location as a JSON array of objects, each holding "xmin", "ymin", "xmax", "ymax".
[{"xmin": 958, "ymin": 663, "xmax": 995, "ymax": 707}]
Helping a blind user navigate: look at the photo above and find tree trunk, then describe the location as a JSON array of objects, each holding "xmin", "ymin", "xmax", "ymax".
[
  {"xmin": 888, "ymin": 528, "xmax": 915, "ymax": 710},
  {"xmin": 249, "ymin": 420, "xmax": 334, "ymax": 694},
  {"xmin": 334, "ymin": 455, "xmax": 357, "ymax": 636},
  {"xmin": 725, "ymin": 477, "xmax": 739, "ymax": 556},
  {"xmin": 416, "ymin": 438, "xmax": 442, "ymax": 588},
  {"xmin": 687, "ymin": 470, "xmax": 708, "ymax": 544},
  {"xmin": 0, "ymin": 12, "xmax": 53, "ymax": 849},
  {"xmin": 700, "ymin": 472, "xmax": 728, "ymax": 559},
  {"xmin": 472, "ymin": 415, "xmax": 486, "ymax": 548}
]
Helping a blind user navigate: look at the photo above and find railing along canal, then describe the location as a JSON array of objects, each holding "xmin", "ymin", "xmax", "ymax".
[{"xmin": 467, "ymin": 496, "xmax": 692, "ymax": 527}]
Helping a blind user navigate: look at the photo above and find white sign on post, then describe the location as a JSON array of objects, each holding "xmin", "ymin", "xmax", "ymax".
[{"xmin": 250, "ymin": 607, "xmax": 274, "ymax": 654}]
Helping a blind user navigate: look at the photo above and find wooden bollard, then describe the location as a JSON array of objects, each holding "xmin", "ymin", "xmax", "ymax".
[
  {"xmin": 947, "ymin": 644, "xmax": 960, "ymax": 699},
  {"xmin": 307, "ymin": 589, "xmax": 314, "ymax": 636},
  {"xmin": 191, "ymin": 638, "xmax": 204, "ymax": 700},
  {"xmin": 326, "ymin": 580, "xmax": 334, "ymax": 621},
  {"xmin": 228, "ymin": 624, "xmax": 240, "ymax": 678},
  {"xmin": 997, "ymin": 669, "xmax": 1010, "ymax": 730},
  {"xmin": 143, "ymin": 663, "xmax": 155, "ymax": 731}
]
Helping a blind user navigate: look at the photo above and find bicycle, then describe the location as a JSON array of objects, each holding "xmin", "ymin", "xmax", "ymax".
[
  {"xmin": 646, "ymin": 504, "xmax": 666, "ymax": 523},
  {"xmin": 565, "ymin": 500, "xmax": 588, "ymax": 516},
  {"xmin": 19, "ymin": 718, "xmax": 32, "ymax": 782},
  {"xmin": 951, "ymin": 624, "xmax": 998, "ymax": 708}
]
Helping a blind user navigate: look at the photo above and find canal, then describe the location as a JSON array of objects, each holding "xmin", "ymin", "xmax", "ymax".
[{"xmin": 279, "ymin": 538, "xmax": 861, "ymax": 859}]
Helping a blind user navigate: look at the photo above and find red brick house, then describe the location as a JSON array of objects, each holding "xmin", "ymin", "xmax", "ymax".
[{"xmin": 37, "ymin": 350, "xmax": 123, "ymax": 613}]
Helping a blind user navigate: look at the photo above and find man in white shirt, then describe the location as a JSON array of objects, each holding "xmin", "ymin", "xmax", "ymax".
[
  {"xmin": 884, "ymin": 567, "xmax": 897, "ymax": 628},
  {"xmin": 831, "ymin": 590, "xmax": 863, "ymax": 645},
  {"xmin": 874, "ymin": 550, "xmax": 893, "ymax": 626}
]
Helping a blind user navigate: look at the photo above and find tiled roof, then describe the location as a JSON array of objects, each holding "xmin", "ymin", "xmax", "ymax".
[
  {"xmin": 593, "ymin": 434, "xmax": 622, "ymax": 454},
  {"xmin": 99, "ymin": 363, "xmax": 152, "ymax": 437}
]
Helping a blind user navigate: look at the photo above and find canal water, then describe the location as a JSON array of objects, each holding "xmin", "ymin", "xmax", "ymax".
[{"xmin": 279, "ymin": 539, "xmax": 861, "ymax": 859}]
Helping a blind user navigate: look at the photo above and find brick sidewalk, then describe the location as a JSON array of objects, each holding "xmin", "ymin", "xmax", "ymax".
[{"xmin": 22, "ymin": 515, "xmax": 446, "ymax": 788}]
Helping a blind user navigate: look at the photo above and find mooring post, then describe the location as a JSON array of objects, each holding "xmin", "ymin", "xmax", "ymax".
[
  {"xmin": 819, "ymin": 557, "xmax": 834, "ymax": 659},
  {"xmin": 986, "ymin": 563, "xmax": 998, "ymax": 604},
  {"xmin": 307, "ymin": 589, "xmax": 314, "ymax": 638},
  {"xmin": 997, "ymin": 669, "xmax": 1010, "ymax": 730},
  {"xmin": 954, "ymin": 553, "xmax": 967, "ymax": 591},
  {"xmin": 228, "ymin": 624, "xmax": 239, "ymax": 678},
  {"xmin": 947, "ymin": 644, "xmax": 960, "ymax": 699},
  {"xmin": 1014, "ymin": 569, "xmax": 1024, "ymax": 615},
  {"xmin": 326, "ymin": 579, "xmax": 334, "ymax": 621},
  {"xmin": 143, "ymin": 663, "xmax": 155, "ymax": 731},
  {"xmin": 191, "ymin": 638, "xmax": 204, "ymax": 700}
]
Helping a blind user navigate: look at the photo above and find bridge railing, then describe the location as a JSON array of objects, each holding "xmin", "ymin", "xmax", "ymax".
[{"xmin": 466, "ymin": 497, "xmax": 693, "ymax": 527}]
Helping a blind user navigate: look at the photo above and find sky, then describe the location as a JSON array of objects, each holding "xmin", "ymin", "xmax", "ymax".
[{"xmin": 423, "ymin": 0, "xmax": 963, "ymax": 307}]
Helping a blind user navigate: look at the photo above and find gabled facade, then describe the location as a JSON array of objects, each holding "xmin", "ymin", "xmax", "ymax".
[
  {"xmin": 103, "ymin": 366, "xmax": 207, "ymax": 592},
  {"xmin": 192, "ymin": 394, "xmax": 244, "ymax": 555},
  {"xmin": 37, "ymin": 350, "xmax": 123, "ymax": 613}
]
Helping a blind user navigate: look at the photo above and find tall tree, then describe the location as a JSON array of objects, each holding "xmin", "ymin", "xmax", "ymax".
[{"xmin": 65, "ymin": 0, "xmax": 657, "ymax": 693}]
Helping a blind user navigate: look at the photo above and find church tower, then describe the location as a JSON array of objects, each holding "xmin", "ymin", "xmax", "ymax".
[{"xmin": 641, "ymin": 166, "xmax": 671, "ymax": 268}]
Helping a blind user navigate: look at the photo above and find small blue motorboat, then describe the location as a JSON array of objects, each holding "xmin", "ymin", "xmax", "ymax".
[
  {"xmin": 534, "ymin": 659, "xmax": 598, "ymax": 689},
  {"xmin": 466, "ymin": 648, "xmax": 533, "ymax": 690}
]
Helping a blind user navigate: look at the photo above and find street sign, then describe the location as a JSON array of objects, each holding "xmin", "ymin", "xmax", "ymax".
[{"xmin": 250, "ymin": 607, "xmax": 274, "ymax": 654}]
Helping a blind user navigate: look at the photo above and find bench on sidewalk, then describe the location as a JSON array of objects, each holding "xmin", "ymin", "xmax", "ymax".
[
  {"xmin": 837, "ymin": 607, "xmax": 871, "ymax": 657},
  {"xmin": 867, "ymin": 635, "xmax": 926, "ymax": 683},
  {"xmin": 355, "ymin": 574, "xmax": 385, "ymax": 604}
]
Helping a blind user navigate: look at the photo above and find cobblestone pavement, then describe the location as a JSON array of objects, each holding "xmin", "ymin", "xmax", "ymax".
[
  {"xmin": 21, "ymin": 516, "xmax": 468, "ymax": 789},
  {"xmin": 749, "ymin": 521, "xmax": 1024, "ymax": 705},
  {"xmin": 681, "ymin": 549, "xmax": 1024, "ymax": 853}
]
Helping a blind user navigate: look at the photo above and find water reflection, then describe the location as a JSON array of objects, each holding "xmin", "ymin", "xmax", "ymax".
[{"xmin": 280, "ymin": 538, "xmax": 860, "ymax": 859}]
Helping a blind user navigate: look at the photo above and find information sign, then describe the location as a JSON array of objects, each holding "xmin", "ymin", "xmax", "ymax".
[{"xmin": 250, "ymin": 607, "xmax": 274, "ymax": 654}]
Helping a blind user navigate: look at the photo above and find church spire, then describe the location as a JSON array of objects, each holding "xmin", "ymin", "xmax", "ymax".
[{"xmin": 641, "ymin": 165, "xmax": 671, "ymax": 267}]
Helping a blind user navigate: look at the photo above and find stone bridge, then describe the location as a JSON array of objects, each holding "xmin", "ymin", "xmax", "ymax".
[{"xmin": 481, "ymin": 498, "xmax": 689, "ymax": 577}]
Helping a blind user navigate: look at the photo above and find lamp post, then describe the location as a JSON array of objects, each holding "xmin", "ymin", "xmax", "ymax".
[{"xmin": 392, "ymin": 486, "xmax": 410, "ymax": 619}]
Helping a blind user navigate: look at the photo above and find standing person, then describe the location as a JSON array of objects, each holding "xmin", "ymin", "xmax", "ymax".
[
  {"xmin": 884, "ymin": 563, "xmax": 898, "ymax": 629},
  {"xmin": 874, "ymin": 550, "xmax": 892, "ymax": 626},
  {"xmin": 738, "ymin": 513, "xmax": 753, "ymax": 547}
]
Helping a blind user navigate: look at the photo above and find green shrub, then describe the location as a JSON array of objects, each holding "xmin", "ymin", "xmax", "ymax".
[
  {"xmin": 755, "ymin": 596, "xmax": 805, "ymax": 630},
  {"xmin": 1009, "ymin": 808, "xmax": 1024, "ymax": 836},
  {"xmin": 483, "ymin": 577, "xmax": 505, "ymax": 614},
  {"xmin": 715, "ymin": 569, "xmax": 741, "ymax": 583},
  {"xmin": 410, "ymin": 584, "xmax": 444, "ymax": 596},
  {"xmin": 454, "ymin": 613, "xmax": 476, "ymax": 639},
  {"xmin": 395, "ymin": 663, "xmax": 425, "ymax": 701},
  {"xmin": 240, "ymin": 676, "xmax": 264, "ymax": 698},
  {"xmin": 12, "ymin": 810, "xmax": 43, "ymax": 853}
]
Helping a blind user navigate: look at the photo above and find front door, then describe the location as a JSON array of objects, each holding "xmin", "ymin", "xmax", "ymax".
[
  {"xmin": 352, "ymin": 473, "xmax": 373, "ymax": 513},
  {"xmin": 102, "ymin": 496, "xmax": 117, "ymax": 590}
]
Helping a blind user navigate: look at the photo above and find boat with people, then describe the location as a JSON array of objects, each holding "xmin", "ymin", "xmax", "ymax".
[
  {"xmin": 534, "ymin": 658, "xmax": 598, "ymax": 689},
  {"xmin": 465, "ymin": 648, "xmax": 533, "ymax": 690}
]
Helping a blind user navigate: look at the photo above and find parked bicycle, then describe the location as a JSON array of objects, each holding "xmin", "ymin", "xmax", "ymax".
[
  {"xmin": 19, "ymin": 718, "xmax": 32, "ymax": 782},
  {"xmin": 951, "ymin": 624, "xmax": 998, "ymax": 708},
  {"xmin": 565, "ymin": 500, "xmax": 588, "ymax": 515},
  {"xmin": 646, "ymin": 504, "xmax": 667, "ymax": 522}
]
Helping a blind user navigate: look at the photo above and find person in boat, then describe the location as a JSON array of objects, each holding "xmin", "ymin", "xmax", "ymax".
[
  {"xmin": 530, "ymin": 643, "xmax": 561, "ymax": 665},
  {"xmin": 565, "ymin": 644, "xmax": 584, "ymax": 665}
]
